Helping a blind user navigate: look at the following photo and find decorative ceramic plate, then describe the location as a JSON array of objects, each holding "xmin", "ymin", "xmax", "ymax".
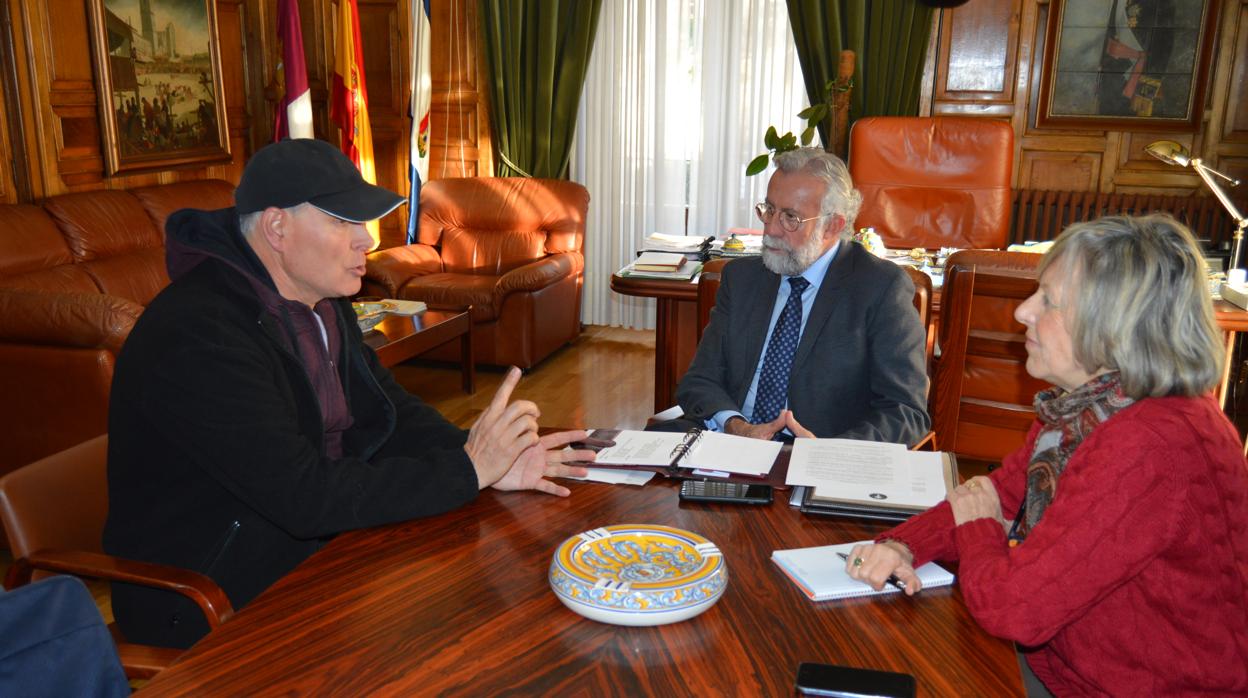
[
  {"xmin": 351, "ymin": 301, "xmax": 396, "ymax": 331},
  {"xmin": 549, "ymin": 524, "xmax": 727, "ymax": 626}
]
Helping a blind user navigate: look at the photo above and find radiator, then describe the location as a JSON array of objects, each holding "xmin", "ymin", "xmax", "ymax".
[{"xmin": 1009, "ymin": 190, "xmax": 1246, "ymax": 251}]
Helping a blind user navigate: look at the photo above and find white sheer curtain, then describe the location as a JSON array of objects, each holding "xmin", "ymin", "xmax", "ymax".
[{"xmin": 573, "ymin": 0, "xmax": 809, "ymax": 329}]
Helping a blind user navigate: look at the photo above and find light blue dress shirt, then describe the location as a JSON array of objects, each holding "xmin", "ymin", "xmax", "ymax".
[{"xmin": 707, "ymin": 241, "xmax": 840, "ymax": 431}]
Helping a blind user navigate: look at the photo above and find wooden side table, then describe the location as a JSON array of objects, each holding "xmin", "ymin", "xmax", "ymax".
[{"xmin": 364, "ymin": 308, "xmax": 475, "ymax": 393}]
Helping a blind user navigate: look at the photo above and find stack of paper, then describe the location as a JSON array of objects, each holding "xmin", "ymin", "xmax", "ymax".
[
  {"xmin": 642, "ymin": 232, "xmax": 712, "ymax": 253},
  {"xmin": 785, "ymin": 439, "xmax": 957, "ymax": 521},
  {"xmin": 772, "ymin": 541, "xmax": 955, "ymax": 601}
]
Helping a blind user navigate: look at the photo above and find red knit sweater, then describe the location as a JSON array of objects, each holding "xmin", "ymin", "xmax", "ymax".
[{"xmin": 884, "ymin": 395, "xmax": 1248, "ymax": 696}]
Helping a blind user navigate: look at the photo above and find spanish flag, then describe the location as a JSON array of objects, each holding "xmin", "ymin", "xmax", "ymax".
[{"xmin": 331, "ymin": 0, "xmax": 379, "ymax": 244}]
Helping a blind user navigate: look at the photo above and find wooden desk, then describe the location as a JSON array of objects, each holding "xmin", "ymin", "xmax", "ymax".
[
  {"xmin": 364, "ymin": 308, "xmax": 474, "ymax": 393},
  {"xmin": 610, "ymin": 273, "xmax": 700, "ymax": 412},
  {"xmin": 140, "ymin": 477, "xmax": 1023, "ymax": 696}
]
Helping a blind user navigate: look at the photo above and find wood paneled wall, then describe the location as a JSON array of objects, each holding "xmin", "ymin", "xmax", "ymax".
[
  {"xmin": 925, "ymin": 0, "xmax": 1248, "ymax": 196},
  {"xmin": 0, "ymin": 0, "xmax": 253, "ymax": 200},
  {"xmin": 0, "ymin": 0, "xmax": 491, "ymax": 250},
  {"xmin": 4, "ymin": 0, "xmax": 1239, "ymax": 223}
]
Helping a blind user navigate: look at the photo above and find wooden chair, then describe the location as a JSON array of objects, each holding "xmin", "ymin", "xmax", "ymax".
[
  {"xmin": 932, "ymin": 250, "xmax": 1050, "ymax": 462},
  {"xmin": 903, "ymin": 266, "xmax": 937, "ymax": 451},
  {"xmin": 696, "ymin": 258, "xmax": 731, "ymax": 341},
  {"xmin": 0, "ymin": 435, "xmax": 234, "ymax": 679}
]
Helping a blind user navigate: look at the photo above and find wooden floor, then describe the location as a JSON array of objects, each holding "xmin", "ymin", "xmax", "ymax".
[{"xmin": 392, "ymin": 324, "xmax": 658, "ymax": 431}]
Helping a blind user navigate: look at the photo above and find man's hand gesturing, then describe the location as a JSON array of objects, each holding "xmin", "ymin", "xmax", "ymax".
[{"xmin": 464, "ymin": 367, "xmax": 540, "ymax": 489}]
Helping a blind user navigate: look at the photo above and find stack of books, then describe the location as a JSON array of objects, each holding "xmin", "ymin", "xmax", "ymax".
[{"xmin": 618, "ymin": 252, "xmax": 703, "ymax": 280}]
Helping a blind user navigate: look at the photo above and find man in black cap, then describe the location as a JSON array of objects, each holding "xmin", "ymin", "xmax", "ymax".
[{"xmin": 104, "ymin": 139, "xmax": 593, "ymax": 648}]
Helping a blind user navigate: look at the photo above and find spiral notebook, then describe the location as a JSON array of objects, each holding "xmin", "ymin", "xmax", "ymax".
[
  {"xmin": 587, "ymin": 428, "xmax": 782, "ymax": 477},
  {"xmin": 771, "ymin": 541, "xmax": 955, "ymax": 601}
]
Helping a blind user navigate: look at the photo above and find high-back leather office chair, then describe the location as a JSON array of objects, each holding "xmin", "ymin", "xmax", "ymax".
[
  {"xmin": 932, "ymin": 250, "xmax": 1050, "ymax": 462},
  {"xmin": 0, "ymin": 435, "xmax": 234, "ymax": 679},
  {"xmin": 849, "ymin": 117, "xmax": 1014, "ymax": 250}
]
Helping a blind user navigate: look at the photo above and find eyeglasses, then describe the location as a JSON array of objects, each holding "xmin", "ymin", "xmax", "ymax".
[{"xmin": 754, "ymin": 202, "xmax": 828, "ymax": 233}]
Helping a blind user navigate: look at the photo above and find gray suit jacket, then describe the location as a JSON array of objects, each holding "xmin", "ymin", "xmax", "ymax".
[{"xmin": 676, "ymin": 242, "xmax": 930, "ymax": 445}]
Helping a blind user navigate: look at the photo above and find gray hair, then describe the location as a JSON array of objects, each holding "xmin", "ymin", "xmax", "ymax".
[
  {"xmin": 238, "ymin": 202, "xmax": 309, "ymax": 238},
  {"xmin": 1041, "ymin": 214, "xmax": 1223, "ymax": 398},
  {"xmin": 773, "ymin": 147, "xmax": 863, "ymax": 238}
]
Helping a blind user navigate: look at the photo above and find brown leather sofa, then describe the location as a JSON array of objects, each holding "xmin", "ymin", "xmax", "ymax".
[
  {"xmin": 0, "ymin": 180, "xmax": 235, "ymax": 476},
  {"xmin": 363, "ymin": 177, "xmax": 588, "ymax": 369}
]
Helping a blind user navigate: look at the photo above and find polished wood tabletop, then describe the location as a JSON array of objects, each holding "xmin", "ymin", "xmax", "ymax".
[{"xmin": 139, "ymin": 474, "xmax": 1023, "ymax": 696}]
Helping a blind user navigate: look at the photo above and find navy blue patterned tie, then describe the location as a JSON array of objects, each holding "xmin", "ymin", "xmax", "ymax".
[{"xmin": 751, "ymin": 276, "xmax": 809, "ymax": 424}]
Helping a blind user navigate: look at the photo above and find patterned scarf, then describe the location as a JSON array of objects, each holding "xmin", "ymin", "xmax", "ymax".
[{"xmin": 1011, "ymin": 372, "xmax": 1135, "ymax": 543}]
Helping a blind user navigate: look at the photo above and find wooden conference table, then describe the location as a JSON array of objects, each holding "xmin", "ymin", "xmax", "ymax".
[{"xmin": 140, "ymin": 475, "xmax": 1023, "ymax": 696}]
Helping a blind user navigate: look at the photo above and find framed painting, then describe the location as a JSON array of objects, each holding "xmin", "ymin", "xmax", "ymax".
[
  {"xmin": 88, "ymin": 0, "xmax": 231, "ymax": 174},
  {"xmin": 1036, "ymin": 0, "xmax": 1219, "ymax": 131}
]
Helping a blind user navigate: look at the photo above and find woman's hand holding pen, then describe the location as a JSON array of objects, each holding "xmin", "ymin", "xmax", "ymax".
[{"xmin": 845, "ymin": 540, "xmax": 923, "ymax": 596}]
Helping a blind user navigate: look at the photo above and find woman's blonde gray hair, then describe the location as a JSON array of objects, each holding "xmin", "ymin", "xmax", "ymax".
[{"xmin": 1040, "ymin": 214, "xmax": 1223, "ymax": 398}]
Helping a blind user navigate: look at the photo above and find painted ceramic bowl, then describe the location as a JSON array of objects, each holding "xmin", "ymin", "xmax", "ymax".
[
  {"xmin": 549, "ymin": 524, "xmax": 727, "ymax": 626},
  {"xmin": 351, "ymin": 301, "xmax": 394, "ymax": 331}
]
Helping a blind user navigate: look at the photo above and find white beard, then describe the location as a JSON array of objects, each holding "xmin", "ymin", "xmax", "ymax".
[{"xmin": 761, "ymin": 232, "xmax": 828, "ymax": 276}]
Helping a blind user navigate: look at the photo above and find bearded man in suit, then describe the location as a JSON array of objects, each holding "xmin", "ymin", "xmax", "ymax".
[{"xmin": 660, "ymin": 147, "xmax": 929, "ymax": 444}]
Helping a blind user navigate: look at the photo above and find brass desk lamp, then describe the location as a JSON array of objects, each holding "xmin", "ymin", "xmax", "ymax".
[{"xmin": 1145, "ymin": 140, "xmax": 1246, "ymax": 278}]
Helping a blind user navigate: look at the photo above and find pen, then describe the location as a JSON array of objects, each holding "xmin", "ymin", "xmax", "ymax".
[{"xmin": 837, "ymin": 552, "xmax": 907, "ymax": 592}]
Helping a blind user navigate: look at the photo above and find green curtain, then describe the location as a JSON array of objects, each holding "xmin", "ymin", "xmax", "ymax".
[
  {"xmin": 786, "ymin": 0, "xmax": 933, "ymax": 143},
  {"xmin": 479, "ymin": 0, "xmax": 602, "ymax": 179}
]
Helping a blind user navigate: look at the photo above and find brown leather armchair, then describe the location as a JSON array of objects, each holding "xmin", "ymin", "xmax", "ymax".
[
  {"xmin": 0, "ymin": 435, "xmax": 233, "ymax": 678},
  {"xmin": 363, "ymin": 177, "xmax": 588, "ymax": 369},
  {"xmin": 849, "ymin": 116, "xmax": 1014, "ymax": 250}
]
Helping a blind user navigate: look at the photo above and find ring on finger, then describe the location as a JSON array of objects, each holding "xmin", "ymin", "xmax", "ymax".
[{"xmin": 852, "ymin": 556, "xmax": 864, "ymax": 567}]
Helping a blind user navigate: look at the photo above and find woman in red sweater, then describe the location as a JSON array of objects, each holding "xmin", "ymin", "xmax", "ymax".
[{"xmin": 845, "ymin": 215, "xmax": 1248, "ymax": 696}]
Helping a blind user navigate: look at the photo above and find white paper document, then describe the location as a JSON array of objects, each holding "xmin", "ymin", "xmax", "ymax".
[
  {"xmin": 591, "ymin": 429, "xmax": 781, "ymax": 477},
  {"xmin": 565, "ymin": 468, "xmax": 656, "ymax": 486},
  {"xmin": 785, "ymin": 439, "xmax": 948, "ymax": 509}
]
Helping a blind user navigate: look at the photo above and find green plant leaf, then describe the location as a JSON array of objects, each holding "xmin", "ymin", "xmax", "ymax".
[
  {"xmin": 779, "ymin": 132, "xmax": 797, "ymax": 150},
  {"xmin": 764, "ymin": 125, "xmax": 779, "ymax": 149},
  {"xmin": 745, "ymin": 153, "xmax": 770, "ymax": 176},
  {"xmin": 808, "ymin": 104, "xmax": 828, "ymax": 125},
  {"xmin": 801, "ymin": 127, "xmax": 815, "ymax": 146},
  {"xmin": 796, "ymin": 105, "xmax": 818, "ymax": 120}
]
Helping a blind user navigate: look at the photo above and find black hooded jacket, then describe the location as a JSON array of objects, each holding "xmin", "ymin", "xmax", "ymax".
[{"xmin": 104, "ymin": 207, "xmax": 478, "ymax": 648}]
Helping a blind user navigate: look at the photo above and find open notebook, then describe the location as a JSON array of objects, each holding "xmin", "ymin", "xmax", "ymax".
[{"xmin": 771, "ymin": 541, "xmax": 954, "ymax": 601}]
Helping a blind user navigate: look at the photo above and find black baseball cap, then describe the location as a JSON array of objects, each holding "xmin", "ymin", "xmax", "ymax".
[{"xmin": 234, "ymin": 138, "xmax": 405, "ymax": 223}]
